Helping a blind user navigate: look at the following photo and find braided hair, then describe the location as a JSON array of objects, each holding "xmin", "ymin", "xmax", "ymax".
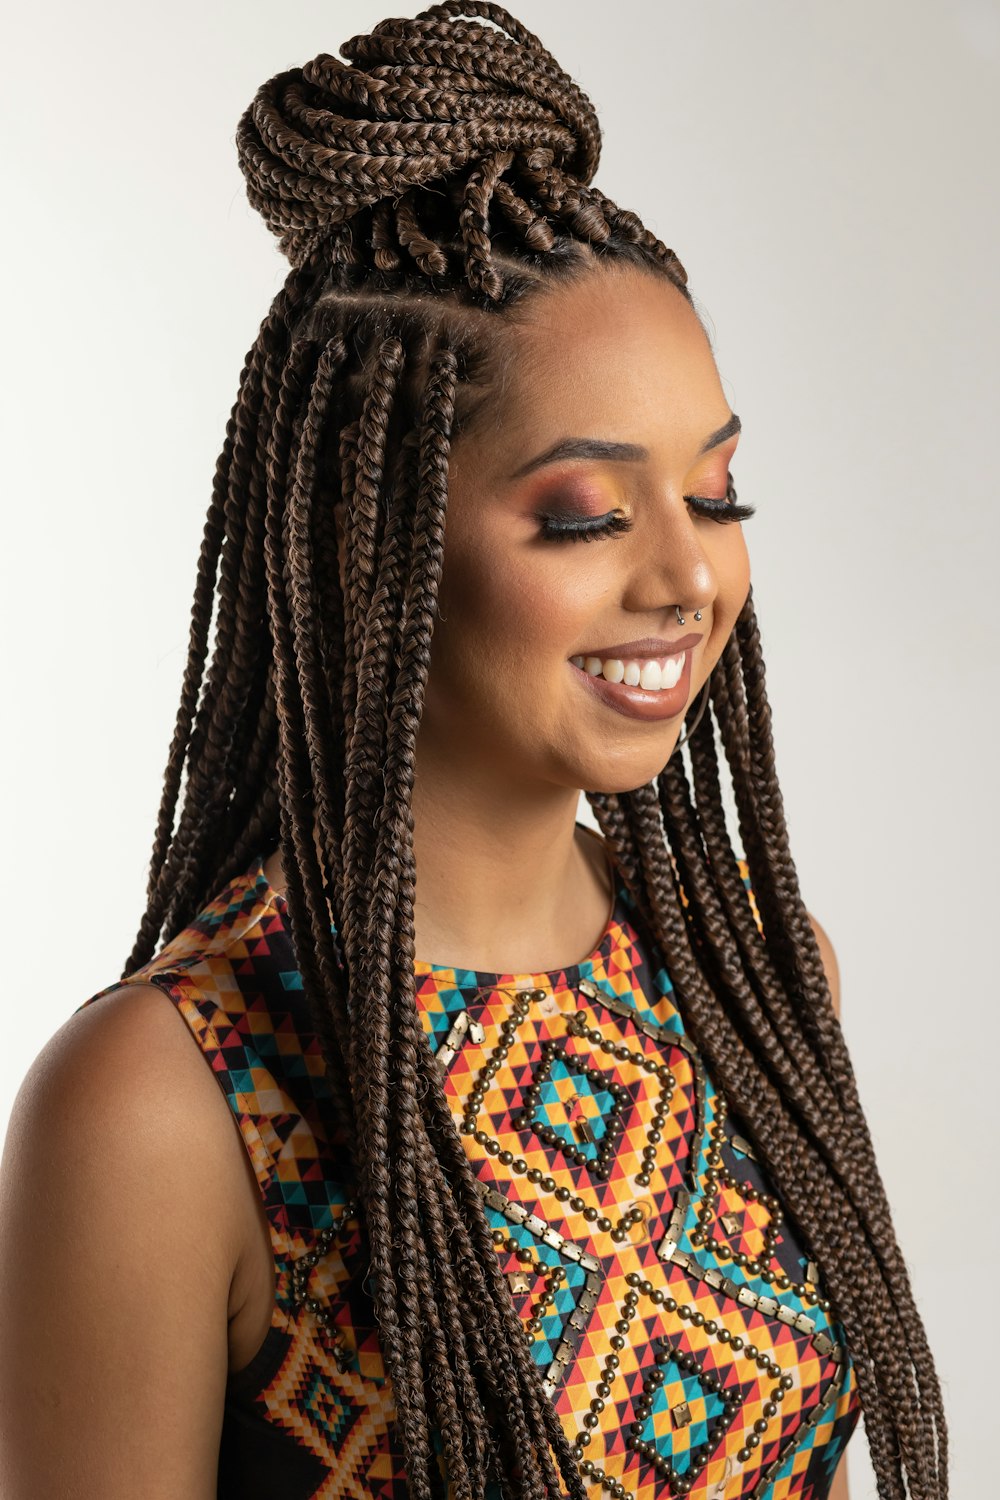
[{"xmin": 121, "ymin": 5, "xmax": 947, "ymax": 1498}]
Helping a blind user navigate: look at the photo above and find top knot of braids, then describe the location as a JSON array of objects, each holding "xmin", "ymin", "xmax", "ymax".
[{"xmin": 236, "ymin": 0, "xmax": 606, "ymax": 291}]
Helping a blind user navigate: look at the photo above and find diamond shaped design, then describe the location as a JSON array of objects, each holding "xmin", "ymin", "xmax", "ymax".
[
  {"xmin": 511, "ymin": 1045, "xmax": 629, "ymax": 1178},
  {"xmin": 641, "ymin": 1373, "xmax": 727, "ymax": 1473},
  {"xmin": 630, "ymin": 1338, "xmax": 742, "ymax": 1483},
  {"xmin": 707, "ymin": 1182, "xmax": 775, "ymax": 1262}
]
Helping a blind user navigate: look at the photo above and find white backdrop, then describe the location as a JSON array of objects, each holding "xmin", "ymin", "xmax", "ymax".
[{"xmin": 3, "ymin": 3, "xmax": 996, "ymax": 1494}]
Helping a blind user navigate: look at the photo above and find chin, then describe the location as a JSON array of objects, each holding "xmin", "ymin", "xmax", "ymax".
[{"xmin": 569, "ymin": 743, "xmax": 682, "ymax": 797}]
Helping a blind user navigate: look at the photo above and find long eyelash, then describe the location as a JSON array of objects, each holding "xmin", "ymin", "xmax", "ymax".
[
  {"xmin": 537, "ymin": 511, "xmax": 633, "ymax": 543},
  {"xmin": 537, "ymin": 474, "xmax": 755, "ymax": 543},
  {"xmin": 686, "ymin": 472, "xmax": 756, "ymax": 524}
]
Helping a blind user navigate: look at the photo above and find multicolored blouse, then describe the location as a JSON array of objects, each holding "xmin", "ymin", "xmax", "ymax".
[{"xmin": 76, "ymin": 831, "xmax": 860, "ymax": 1499}]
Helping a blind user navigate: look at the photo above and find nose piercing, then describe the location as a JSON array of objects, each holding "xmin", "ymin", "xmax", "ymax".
[{"xmin": 675, "ymin": 605, "xmax": 703, "ymax": 625}]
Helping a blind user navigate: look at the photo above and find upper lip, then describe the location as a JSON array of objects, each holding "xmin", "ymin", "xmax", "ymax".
[{"xmin": 573, "ymin": 633, "xmax": 703, "ymax": 659}]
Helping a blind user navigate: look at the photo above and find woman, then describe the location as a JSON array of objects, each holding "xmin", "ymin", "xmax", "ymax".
[{"xmin": 0, "ymin": 4, "xmax": 945, "ymax": 1498}]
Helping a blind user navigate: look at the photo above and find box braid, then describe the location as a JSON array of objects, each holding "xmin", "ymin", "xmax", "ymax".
[{"xmin": 119, "ymin": 4, "xmax": 945, "ymax": 1498}]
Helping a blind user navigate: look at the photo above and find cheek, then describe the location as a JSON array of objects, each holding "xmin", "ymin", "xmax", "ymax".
[
  {"xmin": 706, "ymin": 527, "xmax": 752, "ymax": 658},
  {"xmin": 433, "ymin": 528, "xmax": 594, "ymax": 684},
  {"xmin": 715, "ymin": 523, "xmax": 751, "ymax": 591}
]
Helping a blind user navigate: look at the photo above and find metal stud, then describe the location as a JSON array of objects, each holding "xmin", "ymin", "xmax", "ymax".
[{"xmin": 671, "ymin": 1400, "xmax": 692, "ymax": 1428}]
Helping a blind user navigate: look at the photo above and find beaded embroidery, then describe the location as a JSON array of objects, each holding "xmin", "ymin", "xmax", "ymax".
[{"xmin": 76, "ymin": 838, "xmax": 860, "ymax": 1499}]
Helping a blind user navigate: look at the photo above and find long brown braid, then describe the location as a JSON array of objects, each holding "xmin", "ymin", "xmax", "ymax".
[{"xmin": 120, "ymin": 5, "xmax": 946, "ymax": 1498}]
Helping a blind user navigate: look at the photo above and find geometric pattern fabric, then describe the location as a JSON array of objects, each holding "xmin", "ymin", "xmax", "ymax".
[{"xmin": 76, "ymin": 828, "xmax": 860, "ymax": 1499}]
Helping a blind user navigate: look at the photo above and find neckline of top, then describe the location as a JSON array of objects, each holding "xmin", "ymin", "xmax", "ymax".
[{"xmin": 251, "ymin": 823, "xmax": 632, "ymax": 990}]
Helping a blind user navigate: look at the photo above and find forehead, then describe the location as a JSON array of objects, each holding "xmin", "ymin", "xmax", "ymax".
[{"xmin": 479, "ymin": 265, "xmax": 724, "ymax": 455}]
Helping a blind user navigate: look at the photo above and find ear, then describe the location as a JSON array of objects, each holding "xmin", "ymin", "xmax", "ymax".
[{"xmin": 806, "ymin": 911, "xmax": 841, "ymax": 1019}]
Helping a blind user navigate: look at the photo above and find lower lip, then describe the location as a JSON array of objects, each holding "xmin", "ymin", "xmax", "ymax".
[{"xmin": 570, "ymin": 650, "xmax": 695, "ymax": 722}]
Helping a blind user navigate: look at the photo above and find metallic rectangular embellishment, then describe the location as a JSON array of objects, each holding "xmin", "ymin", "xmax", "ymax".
[
  {"xmin": 720, "ymin": 1212, "xmax": 743, "ymax": 1237},
  {"xmin": 671, "ymin": 1401, "xmax": 692, "ymax": 1428}
]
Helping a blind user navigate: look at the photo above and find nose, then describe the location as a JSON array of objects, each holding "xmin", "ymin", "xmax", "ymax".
[{"xmin": 619, "ymin": 493, "xmax": 717, "ymax": 619}]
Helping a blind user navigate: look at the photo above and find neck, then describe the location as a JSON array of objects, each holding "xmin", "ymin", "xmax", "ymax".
[
  {"xmin": 261, "ymin": 765, "xmax": 614, "ymax": 977},
  {"xmin": 409, "ymin": 761, "xmax": 613, "ymax": 974}
]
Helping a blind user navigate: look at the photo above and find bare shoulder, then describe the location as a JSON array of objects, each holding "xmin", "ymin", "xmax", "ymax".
[
  {"xmin": 805, "ymin": 910, "xmax": 841, "ymax": 1018},
  {"xmin": 0, "ymin": 982, "xmax": 247, "ymax": 1498}
]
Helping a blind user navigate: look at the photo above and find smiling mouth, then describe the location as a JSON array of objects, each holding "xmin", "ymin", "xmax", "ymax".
[
  {"xmin": 569, "ymin": 651, "xmax": 686, "ymax": 692},
  {"xmin": 568, "ymin": 647, "xmax": 696, "ymax": 724}
]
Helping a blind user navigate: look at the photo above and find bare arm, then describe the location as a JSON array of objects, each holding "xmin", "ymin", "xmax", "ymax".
[
  {"xmin": 806, "ymin": 910, "xmax": 850, "ymax": 1500},
  {"xmin": 0, "ymin": 984, "xmax": 245, "ymax": 1498},
  {"xmin": 807, "ymin": 909, "xmax": 842, "ymax": 1022}
]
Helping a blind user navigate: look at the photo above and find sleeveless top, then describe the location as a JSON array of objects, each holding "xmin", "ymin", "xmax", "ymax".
[{"xmin": 76, "ymin": 832, "xmax": 861, "ymax": 1500}]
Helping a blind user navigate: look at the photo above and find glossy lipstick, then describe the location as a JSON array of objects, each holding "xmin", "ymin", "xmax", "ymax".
[{"xmin": 569, "ymin": 635, "xmax": 702, "ymax": 723}]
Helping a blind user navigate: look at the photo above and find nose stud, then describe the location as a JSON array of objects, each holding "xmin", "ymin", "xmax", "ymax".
[{"xmin": 675, "ymin": 605, "xmax": 703, "ymax": 625}]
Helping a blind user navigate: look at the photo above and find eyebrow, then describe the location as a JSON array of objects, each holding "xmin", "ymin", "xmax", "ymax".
[{"xmin": 509, "ymin": 412, "xmax": 741, "ymax": 480}]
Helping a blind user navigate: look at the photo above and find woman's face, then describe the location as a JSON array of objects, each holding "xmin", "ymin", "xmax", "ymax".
[{"xmin": 418, "ymin": 263, "xmax": 752, "ymax": 796}]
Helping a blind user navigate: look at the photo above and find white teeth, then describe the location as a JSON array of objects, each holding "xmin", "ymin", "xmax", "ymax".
[
  {"xmin": 661, "ymin": 654, "xmax": 684, "ymax": 689},
  {"xmin": 571, "ymin": 651, "xmax": 687, "ymax": 691}
]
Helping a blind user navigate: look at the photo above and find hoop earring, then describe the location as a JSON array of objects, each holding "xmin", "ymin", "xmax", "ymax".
[{"xmin": 672, "ymin": 680, "xmax": 711, "ymax": 754}]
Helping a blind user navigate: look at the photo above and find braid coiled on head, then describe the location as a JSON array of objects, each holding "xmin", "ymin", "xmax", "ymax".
[{"xmin": 123, "ymin": 6, "xmax": 946, "ymax": 1499}]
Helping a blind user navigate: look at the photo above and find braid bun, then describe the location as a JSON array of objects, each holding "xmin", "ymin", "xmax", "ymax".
[{"xmin": 236, "ymin": 0, "xmax": 602, "ymax": 268}]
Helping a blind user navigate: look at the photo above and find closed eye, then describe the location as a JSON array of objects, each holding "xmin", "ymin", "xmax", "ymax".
[
  {"xmin": 536, "ymin": 475, "xmax": 755, "ymax": 541},
  {"xmin": 685, "ymin": 473, "xmax": 756, "ymax": 524},
  {"xmin": 536, "ymin": 510, "xmax": 633, "ymax": 542}
]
